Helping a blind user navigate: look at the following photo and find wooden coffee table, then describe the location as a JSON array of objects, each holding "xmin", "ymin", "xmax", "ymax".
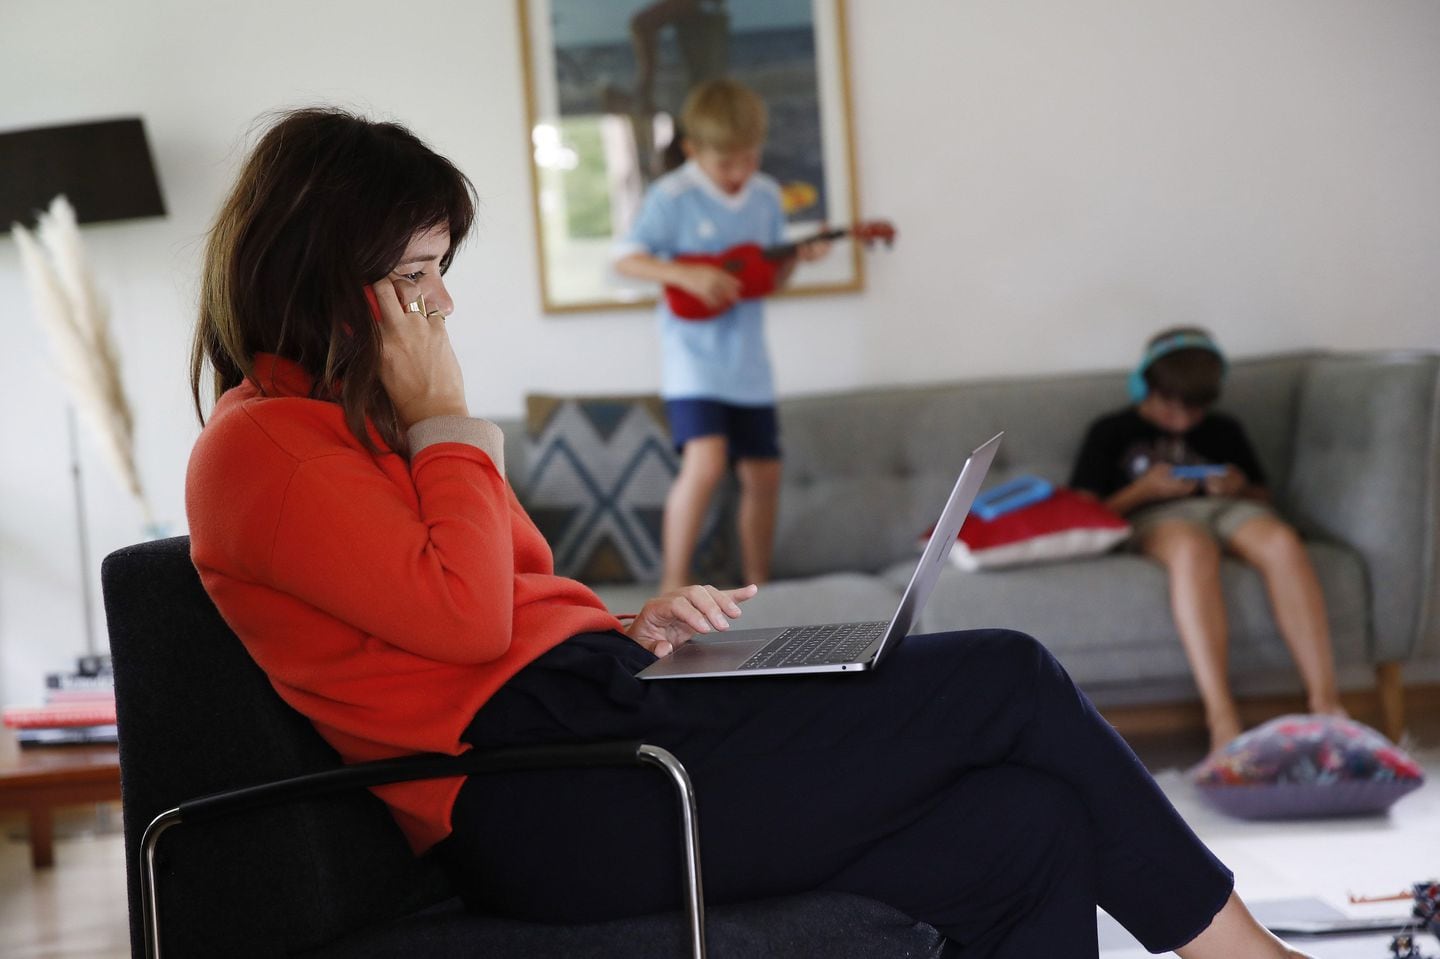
[{"xmin": 0, "ymin": 727, "xmax": 121, "ymax": 868}]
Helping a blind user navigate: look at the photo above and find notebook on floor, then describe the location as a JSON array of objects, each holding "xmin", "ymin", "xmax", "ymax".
[{"xmin": 637, "ymin": 433, "xmax": 1001, "ymax": 680}]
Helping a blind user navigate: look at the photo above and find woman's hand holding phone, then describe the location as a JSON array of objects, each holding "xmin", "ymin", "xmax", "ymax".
[{"xmin": 369, "ymin": 277, "xmax": 469, "ymax": 429}]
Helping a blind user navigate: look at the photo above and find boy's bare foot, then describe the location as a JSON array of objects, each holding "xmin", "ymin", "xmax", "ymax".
[{"xmin": 1207, "ymin": 715, "xmax": 1243, "ymax": 756}]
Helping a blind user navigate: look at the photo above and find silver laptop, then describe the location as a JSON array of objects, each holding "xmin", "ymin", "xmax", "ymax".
[{"xmin": 637, "ymin": 433, "xmax": 1002, "ymax": 680}]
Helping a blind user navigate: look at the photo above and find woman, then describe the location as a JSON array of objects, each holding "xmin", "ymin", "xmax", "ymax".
[{"xmin": 186, "ymin": 107, "xmax": 1310, "ymax": 958}]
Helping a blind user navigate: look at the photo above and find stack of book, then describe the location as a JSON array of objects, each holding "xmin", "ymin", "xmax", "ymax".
[{"xmin": 2, "ymin": 656, "xmax": 117, "ymax": 747}]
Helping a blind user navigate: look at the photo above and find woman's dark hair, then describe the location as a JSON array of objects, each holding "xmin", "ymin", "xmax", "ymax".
[
  {"xmin": 1143, "ymin": 326, "xmax": 1226, "ymax": 408},
  {"xmin": 191, "ymin": 107, "xmax": 477, "ymax": 454}
]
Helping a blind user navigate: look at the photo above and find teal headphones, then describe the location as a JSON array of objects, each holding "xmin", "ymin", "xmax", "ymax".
[{"xmin": 1127, "ymin": 331, "xmax": 1226, "ymax": 403}]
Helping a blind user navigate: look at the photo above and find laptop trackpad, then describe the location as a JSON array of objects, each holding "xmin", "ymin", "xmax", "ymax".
[{"xmin": 637, "ymin": 633, "xmax": 772, "ymax": 678}]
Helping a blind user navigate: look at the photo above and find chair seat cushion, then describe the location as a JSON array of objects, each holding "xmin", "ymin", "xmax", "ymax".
[{"xmin": 308, "ymin": 891, "xmax": 955, "ymax": 958}]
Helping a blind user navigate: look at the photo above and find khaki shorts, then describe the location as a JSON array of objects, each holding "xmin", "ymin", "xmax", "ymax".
[{"xmin": 1126, "ymin": 496, "xmax": 1276, "ymax": 549}]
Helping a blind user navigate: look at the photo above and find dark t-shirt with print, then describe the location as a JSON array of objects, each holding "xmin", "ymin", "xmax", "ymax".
[{"xmin": 1069, "ymin": 408, "xmax": 1267, "ymax": 499}]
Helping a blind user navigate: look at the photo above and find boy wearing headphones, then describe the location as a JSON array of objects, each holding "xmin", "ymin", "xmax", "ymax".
[{"xmin": 1070, "ymin": 327, "xmax": 1346, "ymax": 754}]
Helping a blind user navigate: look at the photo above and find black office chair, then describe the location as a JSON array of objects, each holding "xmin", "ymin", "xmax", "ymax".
[{"xmin": 103, "ymin": 536, "xmax": 953, "ymax": 958}]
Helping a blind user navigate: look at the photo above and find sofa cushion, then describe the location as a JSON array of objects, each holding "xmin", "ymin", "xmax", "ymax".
[
  {"xmin": 890, "ymin": 540, "xmax": 1369, "ymax": 697},
  {"xmin": 1191, "ymin": 715, "xmax": 1424, "ymax": 820}
]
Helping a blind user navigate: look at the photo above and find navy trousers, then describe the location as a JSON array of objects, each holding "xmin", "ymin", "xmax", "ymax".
[{"xmin": 438, "ymin": 629, "xmax": 1233, "ymax": 957}]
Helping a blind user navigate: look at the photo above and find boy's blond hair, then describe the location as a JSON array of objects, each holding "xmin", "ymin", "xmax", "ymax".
[{"xmin": 681, "ymin": 78, "xmax": 768, "ymax": 152}]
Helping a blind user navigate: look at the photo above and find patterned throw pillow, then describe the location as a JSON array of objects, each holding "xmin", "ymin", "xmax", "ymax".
[
  {"xmin": 523, "ymin": 394, "xmax": 730, "ymax": 584},
  {"xmin": 1192, "ymin": 714, "xmax": 1425, "ymax": 820}
]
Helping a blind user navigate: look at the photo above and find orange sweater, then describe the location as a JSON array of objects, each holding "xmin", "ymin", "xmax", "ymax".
[{"xmin": 186, "ymin": 355, "xmax": 623, "ymax": 852}]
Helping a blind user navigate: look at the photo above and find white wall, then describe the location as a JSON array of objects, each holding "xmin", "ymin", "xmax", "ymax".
[{"xmin": 1, "ymin": 0, "xmax": 1437, "ymax": 707}]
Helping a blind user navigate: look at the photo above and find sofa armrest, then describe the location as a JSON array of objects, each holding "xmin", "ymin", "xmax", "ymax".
[{"xmin": 1284, "ymin": 352, "xmax": 1440, "ymax": 664}]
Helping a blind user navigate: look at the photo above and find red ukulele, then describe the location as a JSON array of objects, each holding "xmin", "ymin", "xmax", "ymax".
[{"xmin": 664, "ymin": 219, "xmax": 897, "ymax": 320}]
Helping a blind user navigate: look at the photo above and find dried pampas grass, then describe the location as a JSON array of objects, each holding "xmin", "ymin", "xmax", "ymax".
[{"xmin": 13, "ymin": 195, "xmax": 153, "ymax": 525}]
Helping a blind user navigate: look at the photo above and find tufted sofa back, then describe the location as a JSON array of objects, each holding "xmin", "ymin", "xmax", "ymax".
[{"xmin": 764, "ymin": 354, "xmax": 1314, "ymax": 578}]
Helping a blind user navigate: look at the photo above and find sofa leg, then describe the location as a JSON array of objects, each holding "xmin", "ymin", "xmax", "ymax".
[{"xmin": 1375, "ymin": 662, "xmax": 1405, "ymax": 743}]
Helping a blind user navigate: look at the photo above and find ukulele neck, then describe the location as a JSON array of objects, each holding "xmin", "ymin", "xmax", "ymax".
[{"xmin": 763, "ymin": 227, "xmax": 850, "ymax": 262}]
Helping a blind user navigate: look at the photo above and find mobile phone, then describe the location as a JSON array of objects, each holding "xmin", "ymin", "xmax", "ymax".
[
  {"xmin": 1171, "ymin": 464, "xmax": 1226, "ymax": 480},
  {"xmin": 363, "ymin": 286, "xmax": 382, "ymax": 323}
]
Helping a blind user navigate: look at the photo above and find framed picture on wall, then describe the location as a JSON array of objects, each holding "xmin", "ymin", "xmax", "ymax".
[{"xmin": 517, "ymin": 0, "xmax": 862, "ymax": 313}]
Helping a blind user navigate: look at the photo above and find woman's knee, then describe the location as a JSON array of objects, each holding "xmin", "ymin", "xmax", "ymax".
[{"xmin": 918, "ymin": 628, "xmax": 1059, "ymax": 691}]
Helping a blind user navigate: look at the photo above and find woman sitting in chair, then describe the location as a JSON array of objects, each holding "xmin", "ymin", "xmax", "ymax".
[{"xmin": 185, "ymin": 107, "xmax": 1312, "ymax": 959}]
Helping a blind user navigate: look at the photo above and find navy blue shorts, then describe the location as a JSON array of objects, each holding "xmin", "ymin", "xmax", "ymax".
[{"xmin": 664, "ymin": 399, "xmax": 780, "ymax": 460}]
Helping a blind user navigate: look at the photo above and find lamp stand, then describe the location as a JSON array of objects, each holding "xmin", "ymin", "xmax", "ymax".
[{"xmin": 67, "ymin": 406, "xmax": 98, "ymax": 658}]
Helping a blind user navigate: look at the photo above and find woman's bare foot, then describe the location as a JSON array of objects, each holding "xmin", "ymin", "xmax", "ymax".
[{"xmin": 1176, "ymin": 891, "xmax": 1315, "ymax": 959}]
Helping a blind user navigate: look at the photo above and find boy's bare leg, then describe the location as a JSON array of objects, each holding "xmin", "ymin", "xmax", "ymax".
[
  {"xmin": 661, "ymin": 436, "xmax": 728, "ymax": 593},
  {"xmin": 1141, "ymin": 521, "xmax": 1243, "ymax": 751},
  {"xmin": 735, "ymin": 457, "xmax": 781, "ymax": 586},
  {"xmin": 1226, "ymin": 515, "xmax": 1346, "ymax": 716},
  {"xmin": 1176, "ymin": 891, "xmax": 1315, "ymax": 959}
]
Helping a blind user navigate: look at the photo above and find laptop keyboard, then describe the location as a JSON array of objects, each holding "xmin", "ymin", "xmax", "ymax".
[{"xmin": 738, "ymin": 621, "xmax": 888, "ymax": 670}]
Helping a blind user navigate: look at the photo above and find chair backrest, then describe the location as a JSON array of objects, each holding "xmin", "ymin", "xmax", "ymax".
[{"xmin": 103, "ymin": 537, "xmax": 453, "ymax": 958}]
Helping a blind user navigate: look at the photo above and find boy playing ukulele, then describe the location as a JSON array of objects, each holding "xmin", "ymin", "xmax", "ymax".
[{"xmin": 615, "ymin": 78, "xmax": 828, "ymax": 592}]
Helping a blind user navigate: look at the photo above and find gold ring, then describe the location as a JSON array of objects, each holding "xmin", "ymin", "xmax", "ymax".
[
  {"xmin": 426, "ymin": 310, "xmax": 445, "ymax": 320},
  {"xmin": 406, "ymin": 300, "xmax": 423, "ymax": 313}
]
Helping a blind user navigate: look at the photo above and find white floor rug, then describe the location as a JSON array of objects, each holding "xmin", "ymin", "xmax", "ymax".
[{"xmin": 1098, "ymin": 746, "xmax": 1440, "ymax": 957}]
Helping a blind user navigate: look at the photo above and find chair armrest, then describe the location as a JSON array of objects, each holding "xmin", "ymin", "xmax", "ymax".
[
  {"xmin": 142, "ymin": 740, "xmax": 706, "ymax": 959},
  {"xmin": 178, "ymin": 739, "xmax": 646, "ymax": 825}
]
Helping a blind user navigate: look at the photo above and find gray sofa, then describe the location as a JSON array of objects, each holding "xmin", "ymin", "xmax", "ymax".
[{"xmin": 499, "ymin": 351, "xmax": 1440, "ymax": 738}]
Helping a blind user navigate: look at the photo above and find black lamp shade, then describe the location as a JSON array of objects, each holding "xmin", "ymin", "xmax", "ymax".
[{"xmin": 0, "ymin": 117, "xmax": 166, "ymax": 232}]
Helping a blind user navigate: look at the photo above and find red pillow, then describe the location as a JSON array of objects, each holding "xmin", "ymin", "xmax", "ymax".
[{"xmin": 940, "ymin": 488, "xmax": 1131, "ymax": 570}]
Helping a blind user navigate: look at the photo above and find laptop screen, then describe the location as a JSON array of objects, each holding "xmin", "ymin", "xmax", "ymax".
[{"xmin": 871, "ymin": 433, "xmax": 1002, "ymax": 666}]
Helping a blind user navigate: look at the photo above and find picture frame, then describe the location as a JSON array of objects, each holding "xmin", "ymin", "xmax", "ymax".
[{"xmin": 517, "ymin": 0, "xmax": 863, "ymax": 313}]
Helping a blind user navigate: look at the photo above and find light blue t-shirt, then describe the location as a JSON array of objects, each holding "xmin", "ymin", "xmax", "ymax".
[{"xmin": 616, "ymin": 161, "xmax": 787, "ymax": 405}]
